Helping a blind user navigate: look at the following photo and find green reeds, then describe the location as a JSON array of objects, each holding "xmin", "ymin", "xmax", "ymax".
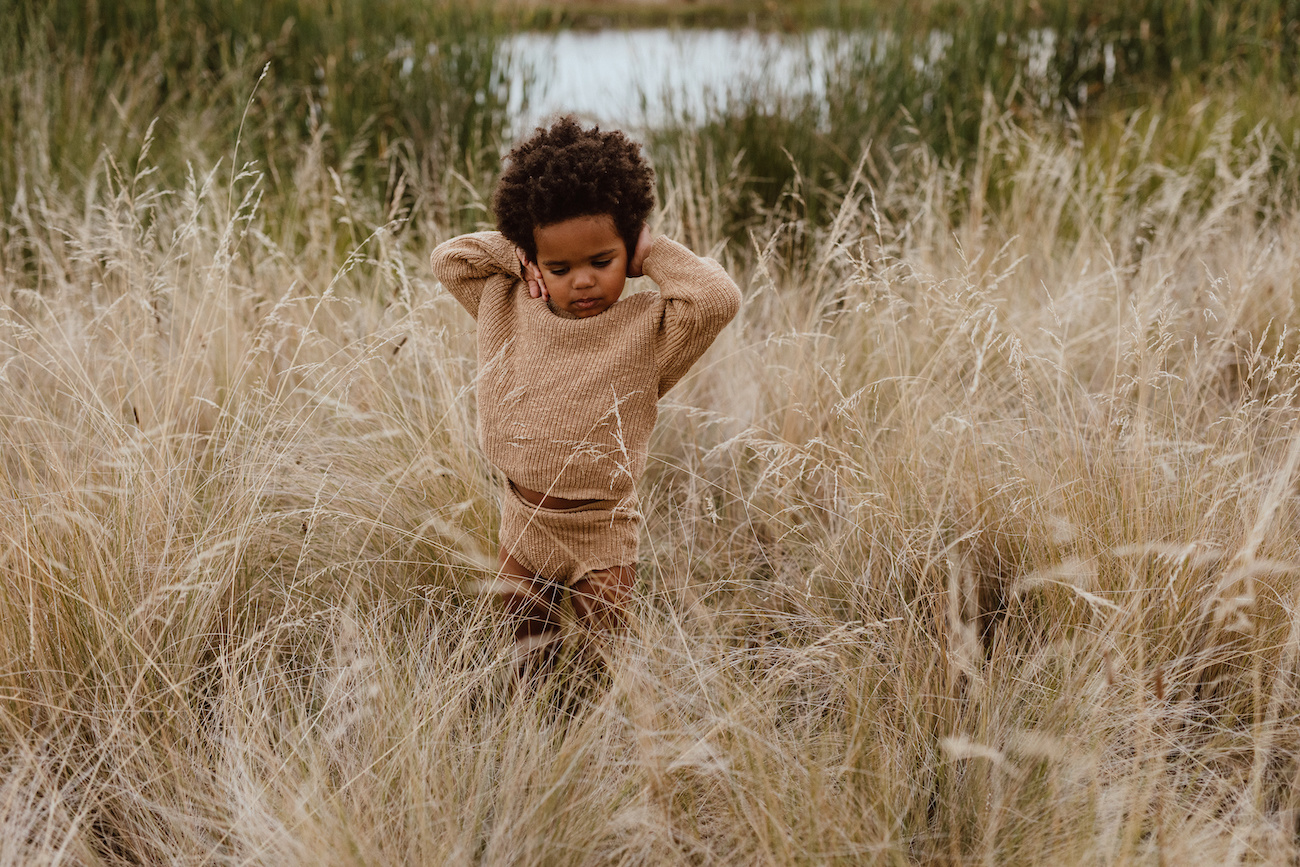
[
  {"xmin": 1, "ymin": 0, "xmax": 519, "ymax": 243},
  {"xmin": 6, "ymin": 0, "xmax": 1300, "ymax": 256},
  {"xmin": 650, "ymin": 0, "xmax": 1300, "ymax": 248}
]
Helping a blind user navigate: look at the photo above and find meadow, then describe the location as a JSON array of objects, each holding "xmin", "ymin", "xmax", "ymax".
[{"xmin": 4, "ymin": 1, "xmax": 1300, "ymax": 863}]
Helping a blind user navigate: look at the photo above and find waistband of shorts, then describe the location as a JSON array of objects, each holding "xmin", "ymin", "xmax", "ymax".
[{"xmin": 506, "ymin": 481, "xmax": 626, "ymax": 514}]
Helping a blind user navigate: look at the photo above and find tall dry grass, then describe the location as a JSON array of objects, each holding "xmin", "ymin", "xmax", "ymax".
[{"xmin": 5, "ymin": 98, "xmax": 1300, "ymax": 863}]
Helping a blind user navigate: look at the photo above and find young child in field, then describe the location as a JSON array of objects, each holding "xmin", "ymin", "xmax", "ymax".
[{"xmin": 429, "ymin": 115, "xmax": 741, "ymax": 669}]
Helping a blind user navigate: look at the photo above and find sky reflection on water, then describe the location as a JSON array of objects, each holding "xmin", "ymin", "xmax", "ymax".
[{"xmin": 505, "ymin": 29, "xmax": 845, "ymax": 132}]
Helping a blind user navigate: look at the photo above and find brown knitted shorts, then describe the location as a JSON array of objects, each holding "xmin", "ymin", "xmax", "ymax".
[{"xmin": 498, "ymin": 483, "xmax": 641, "ymax": 586}]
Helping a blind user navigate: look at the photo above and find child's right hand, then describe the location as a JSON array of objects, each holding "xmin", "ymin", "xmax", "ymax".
[{"xmin": 516, "ymin": 247, "xmax": 549, "ymax": 301}]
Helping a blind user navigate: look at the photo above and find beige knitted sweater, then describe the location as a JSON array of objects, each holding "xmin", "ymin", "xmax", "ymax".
[{"xmin": 430, "ymin": 231, "xmax": 741, "ymax": 501}]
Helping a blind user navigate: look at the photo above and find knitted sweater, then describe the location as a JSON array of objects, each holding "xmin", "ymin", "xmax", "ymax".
[{"xmin": 430, "ymin": 231, "xmax": 741, "ymax": 501}]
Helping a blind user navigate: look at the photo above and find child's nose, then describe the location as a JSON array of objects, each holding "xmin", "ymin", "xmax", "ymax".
[{"xmin": 574, "ymin": 268, "xmax": 596, "ymax": 288}]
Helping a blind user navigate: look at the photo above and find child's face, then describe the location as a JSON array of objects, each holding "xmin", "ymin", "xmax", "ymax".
[{"xmin": 533, "ymin": 214, "xmax": 628, "ymax": 319}]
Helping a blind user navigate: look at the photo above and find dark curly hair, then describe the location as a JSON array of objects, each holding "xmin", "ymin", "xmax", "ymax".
[{"xmin": 492, "ymin": 115, "xmax": 655, "ymax": 263}]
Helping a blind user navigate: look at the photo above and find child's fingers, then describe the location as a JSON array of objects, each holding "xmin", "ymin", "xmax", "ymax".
[
  {"xmin": 627, "ymin": 224, "xmax": 653, "ymax": 277},
  {"xmin": 525, "ymin": 263, "xmax": 549, "ymax": 301},
  {"xmin": 516, "ymin": 248, "xmax": 549, "ymax": 300}
]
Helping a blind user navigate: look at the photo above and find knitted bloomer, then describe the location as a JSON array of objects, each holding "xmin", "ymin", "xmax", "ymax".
[{"xmin": 498, "ymin": 483, "xmax": 641, "ymax": 586}]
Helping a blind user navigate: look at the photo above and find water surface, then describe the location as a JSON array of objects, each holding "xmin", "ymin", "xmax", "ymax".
[
  {"xmin": 506, "ymin": 29, "xmax": 845, "ymax": 131},
  {"xmin": 502, "ymin": 26, "xmax": 1111, "ymax": 133}
]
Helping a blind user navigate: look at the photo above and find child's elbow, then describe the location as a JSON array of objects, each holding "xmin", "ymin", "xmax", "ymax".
[
  {"xmin": 428, "ymin": 246, "xmax": 451, "ymax": 282},
  {"xmin": 429, "ymin": 238, "xmax": 464, "ymax": 279},
  {"xmin": 722, "ymin": 280, "xmax": 742, "ymax": 321},
  {"xmin": 710, "ymin": 277, "xmax": 741, "ymax": 326}
]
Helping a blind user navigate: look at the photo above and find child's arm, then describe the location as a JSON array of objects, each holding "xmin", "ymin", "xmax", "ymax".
[
  {"xmin": 643, "ymin": 235, "xmax": 743, "ymax": 396},
  {"xmin": 429, "ymin": 231, "xmax": 522, "ymax": 319}
]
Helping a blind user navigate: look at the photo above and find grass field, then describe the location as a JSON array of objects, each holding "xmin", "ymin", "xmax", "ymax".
[{"xmin": 4, "ymin": 1, "xmax": 1300, "ymax": 863}]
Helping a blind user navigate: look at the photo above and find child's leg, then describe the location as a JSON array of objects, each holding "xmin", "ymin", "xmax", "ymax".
[
  {"xmin": 498, "ymin": 550, "xmax": 563, "ymax": 671},
  {"xmin": 570, "ymin": 564, "xmax": 636, "ymax": 636}
]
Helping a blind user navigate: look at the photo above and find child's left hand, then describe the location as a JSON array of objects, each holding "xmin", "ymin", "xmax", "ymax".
[
  {"xmin": 627, "ymin": 224, "xmax": 652, "ymax": 278},
  {"xmin": 516, "ymin": 247, "xmax": 549, "ymax": 301}
]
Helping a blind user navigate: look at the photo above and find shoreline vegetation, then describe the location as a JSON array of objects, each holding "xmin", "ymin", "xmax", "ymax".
[
  {"xmin": 5, "ymin": 0, "xmax": 1300, "ymax": 243},
  {"xmin": 5, "ymin": 1, "xmax": 1300, "ymax": 863}
]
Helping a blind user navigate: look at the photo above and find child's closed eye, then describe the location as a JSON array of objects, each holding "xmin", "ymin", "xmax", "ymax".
[{"xmin": 549, "ymin": 260, "xmax": 609, "ymax": 274}]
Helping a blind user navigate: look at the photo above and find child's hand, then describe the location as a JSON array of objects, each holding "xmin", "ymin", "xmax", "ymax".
[
  {"xmin": 627, "ymin": 224, "xmax": 652, "ymax": 278},
  {"xmin": 516, "ymin": 246, "xmax": 549, "ymax": 301}
]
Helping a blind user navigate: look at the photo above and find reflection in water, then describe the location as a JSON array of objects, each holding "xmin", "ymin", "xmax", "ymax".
[
  {"xmin": 505, "ymin": 29, "xmax": 846, "ymax": 132},
  {"xmin": 501, "ymin": 26, "xmax": 1105, "ymax": 134}
]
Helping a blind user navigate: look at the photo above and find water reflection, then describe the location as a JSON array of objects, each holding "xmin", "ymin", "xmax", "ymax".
[
  {"xmin": 502, "ymin": 26, "xmax": 1115, "ymax": 134},
  {"xmin": 505, "ymin": 29, "xmax": 845, "ymax": 131}
]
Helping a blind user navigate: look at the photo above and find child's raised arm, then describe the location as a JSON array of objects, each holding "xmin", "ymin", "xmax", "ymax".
[
  {"xmin": 429, "ymin": 231, "xmax": 521, "ymax": 319},
  {"xmin": 643, "ymin": 235, "xmax": 742, "ymax": 396}
]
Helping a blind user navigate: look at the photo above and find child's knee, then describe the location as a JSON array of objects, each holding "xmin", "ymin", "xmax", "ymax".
[
  {"xmin": 496, "ymin": 551, "xmax": 562, "ymax": 625},
  {"xmin": 570, "ymin": 565, "xmax": 635, "ymax": 627}
]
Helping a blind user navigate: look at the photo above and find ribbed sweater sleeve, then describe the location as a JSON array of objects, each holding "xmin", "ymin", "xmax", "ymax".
[
  {"xmin": 428, "ymin": 231, "xmax": 520, "ymax": 319},
  {"xmin": 644, "ymin": 236, "xmax": 743, "ymax": 396}
]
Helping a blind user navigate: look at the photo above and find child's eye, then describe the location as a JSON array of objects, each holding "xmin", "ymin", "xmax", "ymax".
[
  {"xmin": 593, "ymin": 259, "xmax": 611, "ymax": 268},
  {"xmin": 548, "ymin": 267, "xmax": 568, "ymax": 276}
]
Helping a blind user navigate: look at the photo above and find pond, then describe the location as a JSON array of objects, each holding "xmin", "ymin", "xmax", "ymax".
[
  {"xmin": 504, "ymin": 29, "xmax": 849, "ymax": 132},
  {"xmin": 502, "ymin": 26, "xmax": 1111, "ymax": 135}
]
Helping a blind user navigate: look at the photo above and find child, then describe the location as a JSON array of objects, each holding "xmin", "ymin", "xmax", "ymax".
[{"xmin": 429, "ymin": 115, "xmax": 741, "ymax": 669}]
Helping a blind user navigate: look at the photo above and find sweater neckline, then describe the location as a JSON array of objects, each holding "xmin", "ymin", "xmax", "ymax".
[
  {"xmin": 545, "ymin": 300, "xmax": 580, "ymax": 320},
  {"xmin": 523, "ymin": 288, "xmax": 641, "ymax": 328}
]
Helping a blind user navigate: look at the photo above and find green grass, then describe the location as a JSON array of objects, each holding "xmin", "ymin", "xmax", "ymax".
[
  {"xmin": 5, "ymin": 0, "xmax": 1300, "ymax": 253},
  {"xmin": 646, "ymin": 1, "xmax": 1300, "ymax": 246},
  {"xmin": 1, "ymin": 0, "xmax": 518, "ymax": 240}
]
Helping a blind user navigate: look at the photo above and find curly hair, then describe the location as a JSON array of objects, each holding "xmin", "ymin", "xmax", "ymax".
[{"xmin": 492, "ymin": 115, "xmax": 655, "ymax": 263}]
